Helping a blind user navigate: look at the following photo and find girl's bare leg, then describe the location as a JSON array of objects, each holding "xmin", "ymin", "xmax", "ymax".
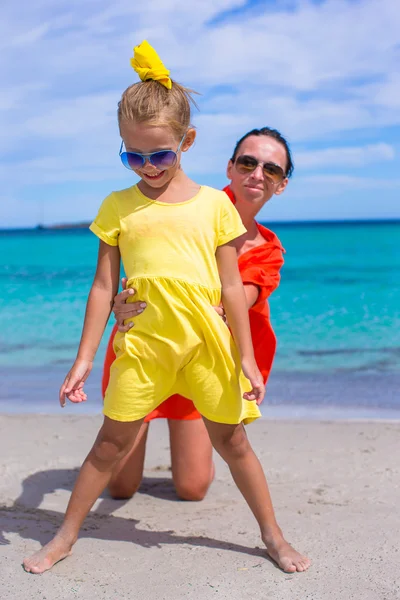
[
  {"xmin": 203, "ymin": 418, "xmax": 311, "ymax": 573},
  {"xmin": 108, "ymin": 422, "xmax": 149, "ymax": 499},
  {"xmin": 23, "ymin": 416, "xmax": 144, "ymax": 575},
  {"xmin": 168, "ymin": 419, "xmax": 214, "ymax": 501}
]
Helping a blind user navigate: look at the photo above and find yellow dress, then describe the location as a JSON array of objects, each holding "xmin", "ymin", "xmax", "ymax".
[{"xmin": 90, "ymin": 184, "xmax": 261, "ymax": 425}]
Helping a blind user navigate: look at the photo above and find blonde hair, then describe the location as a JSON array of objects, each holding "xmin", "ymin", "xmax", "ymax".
[{"xmin": 118, "ymin": 79, "xmax": 199, "ymax": 138}]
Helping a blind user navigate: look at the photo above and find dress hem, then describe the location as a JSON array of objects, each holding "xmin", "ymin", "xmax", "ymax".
[{"xmin": 103, "ymin": 406, "xmax": 261, "ymax": 425}]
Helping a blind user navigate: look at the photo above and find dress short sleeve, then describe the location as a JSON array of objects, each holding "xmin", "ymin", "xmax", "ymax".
[
  {"xmin": 241, "ymin": 261, "xmax": 281, "ymax": 304},
  {"xmin": 89, "ymin": 193, "xmax": 120, "ymax": 246},
  {"xmin": 239, "ymin": 241, "xmax": 285, "ymax": 305},
  {"xmin": 217, "ymin": 194, "xmax": 247, "ymax": 246}
]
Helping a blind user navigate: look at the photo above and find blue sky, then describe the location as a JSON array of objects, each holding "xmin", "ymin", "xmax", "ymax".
[{"xmin": 1, "ymin": 0, "xmax": 399, "ymax": 227}]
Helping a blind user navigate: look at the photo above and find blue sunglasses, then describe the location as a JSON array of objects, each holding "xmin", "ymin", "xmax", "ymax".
[{"xmin": 119, "ymin": 134, "xmax": 186, "ymax": 171}]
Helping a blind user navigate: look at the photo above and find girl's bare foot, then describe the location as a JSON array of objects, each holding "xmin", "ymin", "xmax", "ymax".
[
  {"xmin": 262, "ymin": 533, "xmax": 311, "ymax": 573},
  {"xmin": 23, "ymin": 534, "xmax": 74, "ymax": 574}
]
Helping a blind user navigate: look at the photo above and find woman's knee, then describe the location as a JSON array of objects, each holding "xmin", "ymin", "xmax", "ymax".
[
  {"xmin": 174, "ymin": 463, "xmax": 215, "ymax": 501},
  {"xmin": 175, "ymin": 484, "xmax": 207, "ymax": 502},
  {"xmin": 174, "ymin": 477, "xmax": 210, "ymax": 502},
  {"xmin": 108, "ymin": 478, "xmax": 141, "ymax": 500}
]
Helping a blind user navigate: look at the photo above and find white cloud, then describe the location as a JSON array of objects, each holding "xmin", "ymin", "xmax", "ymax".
[
  {"xmin": 1, "ymin": 0, "xmax": 400, "ymax": 224},
  {"xmin": 24, "ymin": 92, "xmax": 118, "ymax": 138},
  {"xmin": 294, "ymin": 174, "xmax": 400, "ymax": 191},
  {"xmin": 9, "ymin": 23, "xmax": 51, "ymax": 47},
  {"xmin": 296, "ymin": 143, "xmax": 396, "ymax": 169},
  {"xmin": 257, "ymin": 174, "xmax": 400, "ymax": 222},
  {"xmin": 369, "ymin": 74, "xmax": 400, "ymax": 110},
  {"xmin": 0, "ymin": 195, "xmax": 42, "ymax": 228}
]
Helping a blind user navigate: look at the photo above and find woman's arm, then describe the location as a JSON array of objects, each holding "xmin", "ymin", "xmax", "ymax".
[
  {"xmin": 111, "ymin": 280, "xmax": 255, "ymax": 330},
  {"xmin": 244, "ymin": 284, "xmax": 259, "ymax": 309},
  {"xmin": 215, "ymin": 284, "xmax": 258, "ymax": 321},
  {"xmin": 59, "ymin": 241, "xmax": 120, "ymax": 406},
  {"xmin": 216, "ymin": 242, "xmax": 264, "ymax": 404}
]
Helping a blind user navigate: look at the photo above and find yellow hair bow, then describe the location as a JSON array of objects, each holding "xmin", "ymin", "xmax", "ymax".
[{"xmin": 130, "ymin": 40, "xmax": 172, "ymax": 90}]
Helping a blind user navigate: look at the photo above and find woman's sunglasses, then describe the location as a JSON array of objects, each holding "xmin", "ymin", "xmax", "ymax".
[
  {"xmin": 235, "ymin": 155, "xmax": 286, "ymax": 184},
  {"xmin": 120, "ymin": 134, "xmax": 186, "ymax": 171}
]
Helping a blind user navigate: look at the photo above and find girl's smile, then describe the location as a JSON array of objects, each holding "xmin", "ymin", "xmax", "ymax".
[{"xmin": 141, "ymin": 170, "xmax": 166, "ymax": 181}]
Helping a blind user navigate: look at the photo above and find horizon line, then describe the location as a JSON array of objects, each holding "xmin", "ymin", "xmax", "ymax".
[{"xmin": 2, "ymin": 217, "xmax": 400, "ymax": 233}]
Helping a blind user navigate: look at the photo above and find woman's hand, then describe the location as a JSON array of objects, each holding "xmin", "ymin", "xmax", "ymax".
[
  {"xmin": 113, "ymin": 277, "xmax": 147, "ymax": 332},
  {"xmin": 213, "ymin": 305, "xmax": 227, "ymax": 324},
  {"xmin": 114, "ymin": 280, "xmax": 225, "ymax": 332},
  {"xmin": 59, "ymin": 359, "xmax": 93, "ymax": 407},
  {"xmin": 241, "ymin": 358, "xmax": 265, "ymax": 405}
]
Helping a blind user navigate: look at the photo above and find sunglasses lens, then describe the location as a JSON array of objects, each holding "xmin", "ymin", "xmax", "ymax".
[
  {"xmin": 235, "ymin": 155, "xmax": 258, "ymax": 174},
  {"xmin": 150, "ymin": 151, "xmax": 177, "ymax": 169},
  {"xmin": 263, "ymin": 164, "xmax": 285, "ymax": 183},
  {"xmin": 236, "ymin": 155, "xmax": 285, "ymax": 183},
  {"xmin": 120, "ymin": 152, "xmax": 144, "ymax": 171}
]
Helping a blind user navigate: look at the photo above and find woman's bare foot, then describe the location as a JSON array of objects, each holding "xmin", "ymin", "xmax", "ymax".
[
  {"xmin": 262, "ymin": 532, "xmax": 311, "ymax": 573},
  {"xmin": 23, "ymin": 533, "xmax": 74, "ymax": 574}
]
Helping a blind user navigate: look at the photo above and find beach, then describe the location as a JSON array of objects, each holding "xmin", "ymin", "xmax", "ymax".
[
  {"xmin": 1, "ymin": 414, "xmax": 399, "ymax": 599},
  {"xmin": 1, "ymin": 0, "xmax": 400, "ymax": 595},
  {"xmin": 1, "ymin": 222, "xmax": 399, "ymax": 597}
]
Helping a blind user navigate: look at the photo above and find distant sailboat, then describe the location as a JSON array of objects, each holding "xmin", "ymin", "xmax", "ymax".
[{"xmin": 36, "ymin": 197, "xmax": 45, "ymax": 229}]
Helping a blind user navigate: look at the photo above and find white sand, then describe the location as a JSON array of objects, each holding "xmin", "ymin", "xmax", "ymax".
[{"xmin": 0, "ymin": 414, "xmax": 399, "ymax": 599}]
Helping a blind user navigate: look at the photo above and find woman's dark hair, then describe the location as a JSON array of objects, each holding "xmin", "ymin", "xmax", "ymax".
[{"xmin": 231, "ymin": 127, "xmax": 294, "ymax": 178}]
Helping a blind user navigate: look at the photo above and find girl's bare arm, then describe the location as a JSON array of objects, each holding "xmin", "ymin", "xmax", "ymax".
[
  {"xmin": 76, "ymin": 241, "xmax": 121, "ymax": 361},
  {"xmin": 60, "ymin": 241, "xmax": 120, "ymax": 406},
  {"xmin": 216, "ymin": 242, "xmax": 264, "ymax": 404}
]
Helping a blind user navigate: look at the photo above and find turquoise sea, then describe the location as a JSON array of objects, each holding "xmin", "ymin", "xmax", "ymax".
[{"xmin": 1, "ymin": 222, "xmax": 399, "ymax": 418}]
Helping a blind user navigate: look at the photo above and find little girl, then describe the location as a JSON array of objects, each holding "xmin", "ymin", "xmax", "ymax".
[{"xmin": 23, "ymin": 41, "xmax": 309, "ymax": 574}]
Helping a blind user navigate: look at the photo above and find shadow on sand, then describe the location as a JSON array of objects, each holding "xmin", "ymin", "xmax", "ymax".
[{"xmin": 0, "ymin": 467, "xmax": 267, "ymax": 562}]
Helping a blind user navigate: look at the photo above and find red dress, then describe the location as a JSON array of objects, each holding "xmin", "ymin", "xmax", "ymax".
[{"xmin": 102, "ymin": 185, "xmax": 285, "ymax": 421}]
